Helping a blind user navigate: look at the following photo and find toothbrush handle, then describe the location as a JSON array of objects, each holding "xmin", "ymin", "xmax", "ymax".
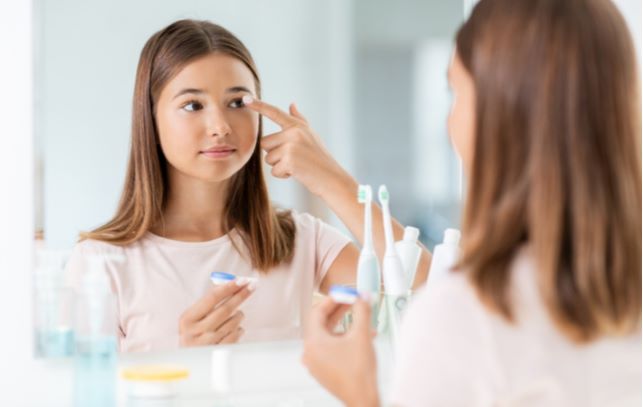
[{"xmin": 315, "ymin": 174, "xmax": 432, "ymax": 287}]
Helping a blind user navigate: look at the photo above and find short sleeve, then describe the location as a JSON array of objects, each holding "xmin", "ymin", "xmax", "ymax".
[
  {"xmin": 293, "ymin": 212, "xmax": 352, "ymax": 289},
  {"xmin": 389, "ymin": 275, "xmax": 498, "ymax": 407}
]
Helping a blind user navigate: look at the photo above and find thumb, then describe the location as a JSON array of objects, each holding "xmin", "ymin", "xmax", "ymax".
[{"xmin": 289, "ymin": 103, "xmax": 308, "ymax": 122}]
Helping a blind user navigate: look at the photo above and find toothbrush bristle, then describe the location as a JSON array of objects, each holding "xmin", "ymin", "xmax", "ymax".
[
  {"xmin": 378, "ymin": 185, "xmax": 389, "ymax": 202},
  {"xmin": 358, "ymin": 185, "xmax": 372, "ymax": 203},
  {"xmin": 358, "ymin": 185, "xmax": 366, "ymax": 203}
]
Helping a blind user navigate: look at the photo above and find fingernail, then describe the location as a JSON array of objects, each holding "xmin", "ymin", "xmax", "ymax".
[
  {"xmin": 242, "ymin": 95, "xmax": 254, "ymax": 105},
  {"xmin": 247, "ymin": 281, "xmax": 257, "ymax": 292},
  {"xmin": 235, "ymin": 277, "xmax": 249, "ymax": 286}
]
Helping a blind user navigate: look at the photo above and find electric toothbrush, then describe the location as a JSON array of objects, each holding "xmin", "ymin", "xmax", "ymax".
[
  {"xmin": 356, "ymin": 185, "xmax": 382, "ymax": 327},
  {"xmin": 377, "ymin": 185, "xmax": 408, "ymax": 343}
]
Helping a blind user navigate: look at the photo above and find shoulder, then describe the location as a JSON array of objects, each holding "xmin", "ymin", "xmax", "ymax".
[
  {"xmin": 65, "ymin": 239, "xmax": 129, "ymax": 289},
  {"xmin": 290, "ymin": 211, "xmax": 317, "ymax": 229},
  {"xmin": 289, "ymin": 211, "xmax": 348, "ymax": 239},
  {"xmin": 66, "ymin": 238, "xmax": 131, "ymax": 272},
  {"xmin": 72, "ymin": 238, "xmax": 128, "ymax": 253},
  {"xmin": 68, "ymin": 238, "xmax": 129, "ymax": 262}
]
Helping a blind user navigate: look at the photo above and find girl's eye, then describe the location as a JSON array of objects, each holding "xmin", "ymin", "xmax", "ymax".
[
  {"xmin": 183, "ymin": 101, "xmax": 203, "ymax": 112},
  {"xmin": 228, "ymin": 98, "xmax": 245, "ymax": 109}
]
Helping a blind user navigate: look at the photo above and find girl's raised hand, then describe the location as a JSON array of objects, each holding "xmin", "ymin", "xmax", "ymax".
[{"xmin": 242, "ymin": 96, "xmax": 350, "ymax": 198}]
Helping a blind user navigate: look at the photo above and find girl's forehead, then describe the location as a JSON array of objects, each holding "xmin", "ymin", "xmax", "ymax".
[{"xmin": 164, "ymin": 53, "xmax": 255, "ymax": 94}]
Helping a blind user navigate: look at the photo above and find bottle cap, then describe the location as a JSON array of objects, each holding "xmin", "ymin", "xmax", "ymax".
[
  {"xmin": 444, "ymin": 229, "xmax": 461, "ymax": 245},
  {"xmin": 403, "ymin": 226, "xmax": 420, "ymax": 242}
]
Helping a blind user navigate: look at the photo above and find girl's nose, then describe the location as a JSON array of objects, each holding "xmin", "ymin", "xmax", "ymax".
[{"xmin": 207, "ymin": 108, "xmax": 232, "ymax": 137}]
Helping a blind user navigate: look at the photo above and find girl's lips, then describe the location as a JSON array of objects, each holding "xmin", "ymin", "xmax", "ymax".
[{"xmin": 200, "ymin": 149, "xmax": 236, "ymax": 158}]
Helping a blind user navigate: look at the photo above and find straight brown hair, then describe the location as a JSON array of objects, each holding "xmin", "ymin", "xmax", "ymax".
[
  {"xmin": 81, "ymin": 19, "xmax": 295, "ymax": 271},
  {"xmin": 456, "ymin": 0, "xmax": 641, "ymax": 342}
]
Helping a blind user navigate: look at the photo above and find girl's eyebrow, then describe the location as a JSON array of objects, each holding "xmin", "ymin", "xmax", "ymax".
[
  {"xmin": 173, "ymin": 88, "xmax": 205, "ymax": 100},
  {"xmin": 172, "ymin": 86, "xmax": 252, "ymax": 100},
  {"xmin": 226, "ymin": 86, "xmax": 252, "ymax": 94}
]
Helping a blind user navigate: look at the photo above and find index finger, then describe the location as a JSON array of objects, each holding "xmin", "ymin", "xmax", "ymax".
[
  {"xmin": 242, "ymin": 96, "xmax": 297, "ymax": 129},
  {"xmin": 183, "ymin": 281, "xmax": 249, "ymax": 322}
]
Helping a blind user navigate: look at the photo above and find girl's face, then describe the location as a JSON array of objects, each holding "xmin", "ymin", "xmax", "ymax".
[
  {"xmin": 155, "ymin": 53, "xmax": 259, "ymax": 184},
  {"xmin": 447, "ymin": 52, "xmax": 476, "ymax": 175}
]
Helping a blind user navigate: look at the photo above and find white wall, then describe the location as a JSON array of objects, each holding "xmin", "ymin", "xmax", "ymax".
[
  {"xmin": 352, "ymin": 0, "xmax": 464, "ymax": 246},
  {"xmin": 38, "ymin": 0, "xmax": 353, "ymax": 249},
  {"xmin": 0, "ymin": 1, "xmax": 36, "ymax": 404},
  {"xmin": 612, "ymin": 0, "xmax": 642, "ymax": 68}
]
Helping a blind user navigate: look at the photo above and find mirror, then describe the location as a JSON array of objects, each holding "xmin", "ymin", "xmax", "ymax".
[{"xmin": 33, "ymin": 0, "xmax": 464, "ymax": 355}]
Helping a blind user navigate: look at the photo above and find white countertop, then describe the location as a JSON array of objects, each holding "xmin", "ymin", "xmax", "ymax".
[{"xmin": 32, "ymin": 338, "xmax": 394, "ymax": 407}]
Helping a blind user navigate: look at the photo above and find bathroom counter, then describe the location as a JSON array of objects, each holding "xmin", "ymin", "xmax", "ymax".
[
  {"xmin": 117, "ymin": 338, "xmax": 394, "ymax": 406},
  {"xmin": 32, "ymin": 338, "xmax": 394, "ymax": 406}
]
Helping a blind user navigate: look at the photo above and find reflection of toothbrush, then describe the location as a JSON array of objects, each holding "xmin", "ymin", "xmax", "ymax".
[
  {"xmin": 378, "ymin": 185, "xmax": 407, "ymax": 343},
  {"xmin": 357, "ymin": 185, "xmax": 381, "ymax": 327},
  {"xmin": 378, "ymin": 185, "xmax": 407, "ymax": 296},
  {"xmin": 356, "ymin": 185, "xmax": 381, "ymax": 296}
]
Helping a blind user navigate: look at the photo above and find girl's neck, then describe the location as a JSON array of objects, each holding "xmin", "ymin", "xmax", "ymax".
[{"xmin": 152, "ymin": 169, "xmax": 230, "ymax": 242}]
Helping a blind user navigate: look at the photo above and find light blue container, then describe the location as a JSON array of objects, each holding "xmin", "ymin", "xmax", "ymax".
[
  {"xmin": 74, "ymin": 336, "xmax": 117, "ymax": 407},
  {"xmin": 73, "ymin": 254, "xmax": 121, "ymax": 407},
  {"xmin": 37, "ymin": 327, "xmax": 75, "ymax": 357}
]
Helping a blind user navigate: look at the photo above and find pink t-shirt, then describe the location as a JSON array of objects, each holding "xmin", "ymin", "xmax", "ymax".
[
  {"xmin": 390, "ymin": 248, "xmax": 641, "ymax": 407},
  {"xmin": 65, "ymin": 212, "xmax": 351, "ymax": 352}
]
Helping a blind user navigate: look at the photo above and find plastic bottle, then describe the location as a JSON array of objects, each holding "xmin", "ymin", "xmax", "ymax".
[
  {"xmin": 74, "ymin": 254, "xmax": 123, "ymax": 407},
  {"xmin": 34, "ymin": 249, "xmax": 74, "ymax": 357},
  {"xmin": 394, "ymin": 226, "xmax": 422, "ymax": 291},
  {"xmin": 428, "ymin": 229, "xmax": 461, "ymax": 283}
]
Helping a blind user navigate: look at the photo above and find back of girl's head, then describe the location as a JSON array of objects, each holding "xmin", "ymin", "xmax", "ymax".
[
  {"xmin": 83, "ymin": 20, "xmax": 295, "ymax": 270},
  {"xmin": 456, "ymin": 0, "xmax": 641, "ymax": 341}
]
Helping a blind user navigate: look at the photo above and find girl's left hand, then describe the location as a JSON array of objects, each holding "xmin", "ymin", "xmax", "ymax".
[
  {"xmin": 301, "ymin": 296, "xmax": 380, "ymax": 407},
  {"xmin": 242, "ymin": 96, "xmax": 351, "ymax": 198}
]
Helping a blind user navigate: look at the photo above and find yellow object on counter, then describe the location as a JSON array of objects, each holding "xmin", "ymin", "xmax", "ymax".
[
  {"xmin": 121, "ymin": 365, "xmax": 190, "ymax": 399},
  {"xmin": 122, "ymin": 365, "xmax": 189, "ymax": 381}
]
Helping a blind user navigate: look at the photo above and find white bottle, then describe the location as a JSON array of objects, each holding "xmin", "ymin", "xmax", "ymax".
[
  {"xmin": 34, "ymin": 249, "xmax": 74, "ymax": 357},
  {"xmin": 394, "ymin": 227, "xmax": 422, "ymax": 291},
  {"xmin": 428, "ymin": 229, "xmax": 461, "ymax": 283}
]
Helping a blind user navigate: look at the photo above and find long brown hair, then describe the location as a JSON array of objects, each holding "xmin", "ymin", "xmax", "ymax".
[
  {"xmin": 456, "ymin": 0, "xmax": 641, "ymax": 342},
  {"xmin": 82, "ymin": 19, "xmax": 295, "ymax": 271}
]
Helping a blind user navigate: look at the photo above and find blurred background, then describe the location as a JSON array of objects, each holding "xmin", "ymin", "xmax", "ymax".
[{"xmin": 33, "ymin": 0, "xmax": 466, "ymax": 252}]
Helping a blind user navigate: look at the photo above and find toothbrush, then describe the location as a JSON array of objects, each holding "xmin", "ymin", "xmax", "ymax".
[
  {"xmin": 378, "ymin": 185, "xmax": 407, "ymax": 296},
  {"xmin": 356, "ymin": 185, "xmax": 381, "ymax": 295},
  {"xmin": 377, "ymin": 185, "xmax": 408, "ymax": 343},
  {"xmin": 356, "ymin": 185, "xmax": 382, "ymax": 327}
]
